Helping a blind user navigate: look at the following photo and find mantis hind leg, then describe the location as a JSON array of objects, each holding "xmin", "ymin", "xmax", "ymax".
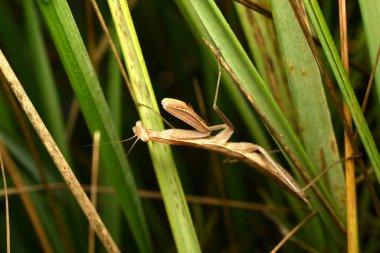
[{"xmin": 255, "ymin": 146, "xmax": 301, "ymax": 193}]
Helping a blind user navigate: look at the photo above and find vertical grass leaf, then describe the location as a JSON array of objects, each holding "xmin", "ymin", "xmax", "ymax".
[
  {"xmin": 302, "ymin": 0, "xmax": 380, "ymax": 180},
  {"xmin": 36, "ymin": 0, "xmax": 152, "ymax": 251},
  {"xmin": 107, "ymin": 1, "xmax": 201, "ymax": 252}
]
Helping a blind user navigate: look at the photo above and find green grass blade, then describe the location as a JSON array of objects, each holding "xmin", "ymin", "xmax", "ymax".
[
  {"xmin": 35, "ymin": 0, "xmax": 151, "ymax": 251},
  {"xmin": 302, "ymin": 0, "xmax": 380, "ymax": 180},
  {"xmin": 234, "ymin": 3, "xmax": 296, "ymax": 122},
  {"xmin": 175, "ymin": 0, "xmax": 271, "ymax": 147},
  {"xmin": 107, "ymin": 1, "xmax": 201, "ymax": 252},
  {"xmin": 358, "ymin": 0, "xmax": 380, "ymax": 107},
  {"xmin": 98, "ymin": 28, "xmax": 124, "ymax": 251},
  {"xmin": 272, "ymin": 0, "xmax": 346, "ymax": 219},
  {"xmin": 179, "ymin": 0, "xmax": 345, "ymax": 244},
  {"xmin": 23, "ymin": 0, "xmax": 70, "ymax": 159},
  {"xmin": 184, "ymin": 0, "xmax": 316, "ymax": 176}
]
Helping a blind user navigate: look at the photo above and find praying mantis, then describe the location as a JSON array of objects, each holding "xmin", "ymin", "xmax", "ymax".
[{"xmin": 132, "ymin": 61, "xmax": 309, "ymax": 205}]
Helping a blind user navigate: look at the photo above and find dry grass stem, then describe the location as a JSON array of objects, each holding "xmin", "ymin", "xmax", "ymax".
[
  {"xmin": 0, "ymin": 148, "xmax": 10, "ymax": 253},
  {"xmin": 339, "ymin": 0, "xmax": 359, "ymax": 252},
  {"xmin": 0, "ymin": 50, "xmax": 120, "ymax": 253},
  {"xmin": 270, "ymin": 211, "xmax": 317, "ymax": 253},
  {"xmin": 88, "ymin": 131, "xmax": 101, "ymax": 253},
  {"xmin": 0, "ymin": 142, "xmax": 53, "ymax": 253},
  {"xmin": 0, "ymin": 183, "xmax": 295, "ymax": 213}
]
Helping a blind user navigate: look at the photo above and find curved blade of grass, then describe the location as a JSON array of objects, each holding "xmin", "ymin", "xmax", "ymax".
[
  {"xmin": 106, "ymin": 1, "xmax": 201, "ymax": 252},
  {"xmin": 179, "ymin": 0, "xmax": 345, "ymax": 242},
  {"xmin": 302, "ymin": 0, "xmax": 380, "ymax": 179},
  {"xmin": 233, "ymin": 1, "xmax": 320, "ymax": 216},
  {"xmin": 272, "ymin": 0, "xmax": 346, "ymax": 219},
  {"xmin": 35, "ymin": 0, "xmax": 151, "ymax": 252}
]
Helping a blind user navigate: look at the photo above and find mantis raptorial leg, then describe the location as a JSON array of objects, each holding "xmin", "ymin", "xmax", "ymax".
[{"xmin": 161, "ymin": 54, "xmax": 233, "ymax": 142}]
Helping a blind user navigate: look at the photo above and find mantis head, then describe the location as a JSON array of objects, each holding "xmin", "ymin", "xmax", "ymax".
[{"xmin": 132, "ymin": 121, "xmax": 150, "ymax": 142}]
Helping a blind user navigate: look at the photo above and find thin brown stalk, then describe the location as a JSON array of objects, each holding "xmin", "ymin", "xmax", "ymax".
[
  {"xmin": 361, "ymin": 46, "xmax": 380, "ymax": 114},
  {"xmin": 0, "ymin": 183, "xmax": 295, "ymax": 213},
  {"xmin": 193, "ymin": 78, "xmax": 208, "ymax": 121},
  {"xmin": 270, "ymin": 211, "xmax": 317, "ymax": 253},
  {"xmin": 353, "ymin": 46, "xmax": 380, "ymax": 142},
  {"xmin": 93, "ymin": 34, "xmax": 111, "ymax": 66},
  {"xmin": 88, "ymin": 131, "xmax": 101, "ymax": 253},
  {"xmin": 0, "ymin": 142, "xmax": 53, "ymax": 253},
  {"xmin": 86, "ymin": 0, "xmax": 96, "ymax": 66},
  {"xmin": 1, "ymin": 62, "xmax": 73, "ymax": 253},
  {"xmin": 0, "ymin": 51, "xmax": 120, "ymax": 253},
  {"xmin": 339, "ymin": 0, "xmax": 359, "ymax": 252},
  {"xmin": 0, "ymin": 149, "xmax": 10, "ymax": 253},
  {"xmin": 302, "ymin": 155, "xmax": 360, "ymax": 192},
  {"xmin": 65, "ymin": 99, "xmax": 80, "ymax": 143},
  {"xmin": 265, "ymin": 211, "xmax": 320, "ymax": 253},
  {"xmin": 89, "ymin": 0, "xmax": 135, "ymax": 102},
  {"xmin": 233, "ymin": 0, "xmax": 272, "ymax": 19}
]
